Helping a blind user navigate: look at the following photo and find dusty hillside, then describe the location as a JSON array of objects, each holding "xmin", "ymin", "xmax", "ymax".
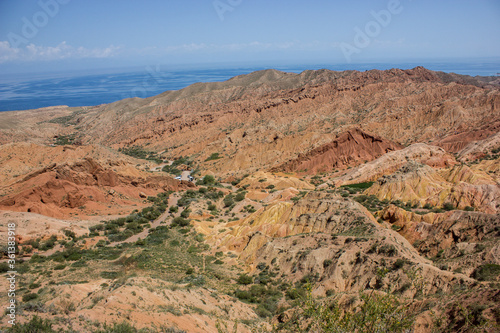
[
  {"xmin": 363, "ymin": 160, "xmax": 500, "ymax": 214},
  {"xmin": 0, "ymin": 68, "xmax": 499, "ymax": 332},
  {"xmin": 332, "ymin": 142, "xmax": 457, "ymax": 186},
  {"xmin": 0, "ymin": 143, "xmax": 188, "ymax": 219}
]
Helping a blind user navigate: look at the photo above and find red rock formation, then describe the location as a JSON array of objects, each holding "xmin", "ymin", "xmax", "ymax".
[
  {"xmin": 273, "ymin": 128, "xmax": 402, "ymax": 174},
  {"xmin": 0, "ymin": 155, "xmax": 186, "ymax": 219}
]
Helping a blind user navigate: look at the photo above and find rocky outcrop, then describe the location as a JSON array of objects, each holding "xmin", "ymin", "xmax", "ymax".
[
  {"xmin": 238, "ymin": 171, "xmax": 314, "ymax": 190},
  {"xmin": 381, "ymin": 205, "xmax": 500, "ymax": 276},
  {"xmin": 333, "ymin": 143, "xmax": 456, "ymax": 186},
  {"xmin": 364, "ymin": 162, "xmax": 500, "ymax": 213},
  {"xmin": 457, "ymin": 131, "xmax": 500, "ymax": 161},
  {"xmin": 0, "ymin": 144, "xmax": 185, "ymax": 219},
  {"xmin": 272, "ymin": 128, "xmax": 402, "ymax": 174}
]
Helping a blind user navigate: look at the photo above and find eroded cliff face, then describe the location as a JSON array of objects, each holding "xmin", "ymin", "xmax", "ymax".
[
  {"xmin": 381, "ymin": 205, "xmax": 500, "ymax": 276},
  {"xmin": 0, "ymin": 143, "xmax": 188, "ymax": 219},
  {"xmin": 272, "ymin": 128, "xmax": 403, "ymax": 174},
  {"xmin": 363, "ymin": 160, "xmax": 500, "ymax": 214},
  {"xmin": 333, "ymin": 143, "xmax": 457, "ymax": 186}
]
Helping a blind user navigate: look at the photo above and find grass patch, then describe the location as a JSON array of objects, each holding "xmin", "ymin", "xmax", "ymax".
[
  {"xmin": 205, "ymin": 153, "xmax": 222, "ymax": 161},
  {"xmin": 341, "ymin": 182, "xmax": 374, "ymax": 190},
  {"xmin": 118, "ymin": 146, "xmax": 164, "ymax": 164}
]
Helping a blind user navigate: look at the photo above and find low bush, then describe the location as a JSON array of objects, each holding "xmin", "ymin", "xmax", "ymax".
[
  {"xmin": 223, "ymin": 194, "xmax": 234, "ymax": 208},
  {"xmin": 237, "ymin": 274, "xmax": 253, "ymax": 285},
  {"xmin": 442, "ymin": 202, "xmax": 455, "ymax": 211},
  {"xmin": 235, "ymin": 191, "xmax": 246, "ymax": 202},
  {"xmin": 473, "ymin": 264, "xmax": 500, "ymax": 281},
  {"xmin": 8, "ymin": 315, "xmax": 55, "ymax": 332},
  {"xmin": 172, "ymin": 217, "xmax": 190, "ymax": 227},
  {"xmin": 22, "ymin": 292, "xmax": 39, "ymax": 302},
  {"xmin": 205, "ymin": 153, "xmax": 222, "ymax": 161}
]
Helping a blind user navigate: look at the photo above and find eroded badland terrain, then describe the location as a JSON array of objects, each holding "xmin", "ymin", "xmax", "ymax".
[{"xmin": 0, "ymin": 67, "xmax": 499, "ymax": 332}]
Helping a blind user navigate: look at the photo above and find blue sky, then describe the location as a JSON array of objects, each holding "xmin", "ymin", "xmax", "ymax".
[{"xmin": 0, "ymin": 0, "xmax": 499, "ymax": 74}]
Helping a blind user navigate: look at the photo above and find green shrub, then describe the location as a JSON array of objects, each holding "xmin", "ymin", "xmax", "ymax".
[
  {"xmin": 378, "ymin": 244, "xmax": 398, "ymax": 257},
  {"xmin": 341, "ymin": 182, "xmax": 374, "ymax": 190},
  {"xmin": 223, "ymin": 194, "xmax": 234, "ymax": 208},
  {"xmin": 119, "ymin": 146, "xmax": 163, "ymax": 164},
  {"xmin": 172, "ymin": 217, "xmax": 190, "ymax": 227},
  {"xmin": 391, "ymin": 224, "xmax": 402, "ymax": 231},
  {"xmin": 255, "ymin": 304, "xmax": 273, "ymax": 318},
  {"xmin": 276, "ymin": 287, "xmax": 414, "ymax": 332},
  {"xmin": 235, "ymin": 289, "xmax": 252, "ymax": 300},
  {"xmin": 473, "ymin": 264, "xmax": 500, "ymax": 281},
  {"xmin": 30, "ymin": 254, "xmax": 47, "ymax": 263},
  {"xmin": 22, "ymin": 292, "xmax": 39, "ymax": 302},
  {"xmin": 237, "ymin": 274, "xmax": 253, "ymax": 285},
  {"xmin": 135, "ymin": 239, "xmax": 146, "ymax": 246},
  {"xmin": 96, "ymin": 321, "xmax": 139, "ymax": 333},
  {"xmin": 286, "ymin": 287, "xmax": 306, "ymax": 300},
  {"xmin": 72, "ymin": 260, "xmax": 87, "ymax": 267},
  {"xmin": 235, "ymin": 192, "xmax": 246, "ymax": 202},
  {"xmin": 392, "ymin": 259, "xmax": 406, "ymax": 270},
  {"xmin": 180, "ymin": 208, "xmax": 191, "ymax": 218},
  {"xmin": 205, "ymin": 153, "xmax": 222, "ymax": 161},
  {"xmin": 54, "ymin": 133, "xmax": 77, "ymax": 146},
  {"xmin": 0, "ymin": 262, "xmax": 9, "ymax": 273},
  {"xmin": 39, "ymin": 235, "xmax": 57, "ymax": 251},
  {"xmin": 202, "ymin": 175, "xmax": 215, "ymax": 185},
  {"xmin": 63, "ymin": 229, "xmax": 76, "ymax": 239},
  {"xmin": 442, "ymin": 202, "xmax": 455, "ymax": 211},
  {"xmin": 8, "ymin": 315, "xmax": 55, "ymax": 332}
]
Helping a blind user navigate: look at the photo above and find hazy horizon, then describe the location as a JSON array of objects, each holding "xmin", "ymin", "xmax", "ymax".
[
  {"xmin": 1, "ymin": 60, "xmax": 499, "ymax": 112},
  {"xmin": 1, "ymin": 0, "xmax": 499, "ymax": 78}
]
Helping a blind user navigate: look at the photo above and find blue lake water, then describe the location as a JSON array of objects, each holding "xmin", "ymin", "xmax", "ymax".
[{"xmin": 0, "ymin": 62, "xmax": 498, "ymax": 112}]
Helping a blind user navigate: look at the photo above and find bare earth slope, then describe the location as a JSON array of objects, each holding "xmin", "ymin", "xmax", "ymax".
[{"xmin": 0, "ymin": 143, "xmax": 187, "ymax": 219}]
